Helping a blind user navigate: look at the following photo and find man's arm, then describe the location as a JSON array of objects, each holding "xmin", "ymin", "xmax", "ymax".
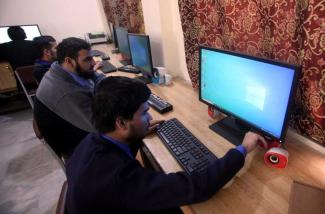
[
  {"xmin": 113, "ymin": 132, "xmax": 265, "ymax": 211},
  {"xmin": 93, "ymin": 71, "xmax": 106, "ymax": 86},
  {"xmin": 112, "ymin": 148, "xmax": 244, "ymax": 211}
]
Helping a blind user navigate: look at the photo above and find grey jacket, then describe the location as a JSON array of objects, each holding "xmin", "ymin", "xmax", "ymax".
[{"xmin": 36, "ymin": 62, "xmax": 105, "ymax": 132}]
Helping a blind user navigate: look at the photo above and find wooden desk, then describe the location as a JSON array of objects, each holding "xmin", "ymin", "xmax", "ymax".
[{"xmin": 94, "ymin": 44, "xmax": 325, "ymax": 214}]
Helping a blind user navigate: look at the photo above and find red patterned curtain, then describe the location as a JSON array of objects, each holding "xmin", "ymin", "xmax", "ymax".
[
  {"xmin": 101, "ymin": 0, "xmax": 145, "ymax": 33},
  {"xmin": 178, "ymin": 0, "xmax": 325, "ymax": 145}
]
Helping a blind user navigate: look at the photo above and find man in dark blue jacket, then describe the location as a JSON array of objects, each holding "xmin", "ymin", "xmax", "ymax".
[
  {"xmin": 66, "ymin": 76, "xmax": 267, "ymax": 214},
  {"xmin": 32, "ymin": 35, "xmax": 57, "ymax": 83}
]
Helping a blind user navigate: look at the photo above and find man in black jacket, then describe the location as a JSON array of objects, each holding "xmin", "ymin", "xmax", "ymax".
[
  {"xmin": 66, "ymin": 76, "xmax": 267, "ymax": 214},
  {"xmin": 0, "ymin": 26, "xmax": 38, "ymax": 90},
  {"xmin": 0, "ymin": 26, "xmax": 37, "ymax": 69},
  {"xmin": 32, "ymin": 35, "xmax": 57, "ymax": 83}
]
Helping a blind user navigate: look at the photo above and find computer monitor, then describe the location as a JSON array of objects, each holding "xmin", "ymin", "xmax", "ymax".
[
  {"xmin": 199, "ymin": 46, "xmax": 300, "ymax": 145},
  {"xmin": 128, "ymin": 33, "xmax": 154, "ymax": 84},
  {"xmin": 115, "ymin": 26, "xmax": 130, "ymax": 60},
  {"xmin": 0, "ymin": 24, "xmax": 42, "ymax": 43},
  {"xmin": 107, "ymin": 22, "xmax": 116, "ymax": 47}
]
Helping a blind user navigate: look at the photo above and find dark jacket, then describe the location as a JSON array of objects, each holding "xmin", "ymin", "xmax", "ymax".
[
  {"xmin": 36, "ymin": 62, "xmax": 105, "ymax": 133},
  {"xmin": 33, "ymin": 60, "xmax": 52, "ymax": 83},
  {"xmin": 0, "ymin": 40, "xmax": 37, "ymax": 69},
  {"xmin": 33, "ymin": 97, "xmax": 88, "ymax": 158},
  {"xmin": 34, "ymin": 62, "xmax": 105, "ymax": 157},
  {"xmin": 66, "ymin": 133, "xmax": 245, "ymax": 214}
]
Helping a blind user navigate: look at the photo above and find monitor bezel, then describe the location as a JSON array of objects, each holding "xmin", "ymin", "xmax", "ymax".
[
  {"xmin": 114, "ymin": 26, "xmax": 130, "ymax": 58},
  {"xmin": 127, "ymin": 33, "xmax": 154, "ymax": 79},
  {"xmin": 0, "ymin": 24, "xmax": 42, "ymax": 43},
  {"xmin": 111, "ymin": 24, "xmax": 118, "ymax": 48},
  {"xmin": 198, "ymin": 46, "xmax": 301, "ymax": 143}
]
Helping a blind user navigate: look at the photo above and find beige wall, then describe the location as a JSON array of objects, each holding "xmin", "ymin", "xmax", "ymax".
[
  {"xmin": 0, "ymin": 0, "xmax": 190, "ymax": 82},
  {"xmin": 142, "ymin": 0, "xmax": 190, "ymax": 82},
  {"xmin": 0, "ymin": 0, "xmax": 107, "ymax": 42},
  {"xmin": 141, "ymin": 0, "xmax": 164, "ymax": 67}
]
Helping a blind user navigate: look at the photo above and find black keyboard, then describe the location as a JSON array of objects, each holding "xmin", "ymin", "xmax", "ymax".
[
  {"xmin": 118, "ymin": 66, "xmax": 141, "ymax": 74},
  {"xmin": 156, "ymin": 118, "xmax": 217, "ymax": 174},
  {"xmin": 148, "ymin": 94, "xmax": 173, "ymax": 114},
  {"xmin": 101, "ymin": 60, "xmax": 117, "ymax": 73}
]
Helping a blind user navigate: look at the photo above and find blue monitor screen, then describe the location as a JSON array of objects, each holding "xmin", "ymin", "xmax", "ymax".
[
  {"xmin": 200, "ymin": 48, "xmax": 297, "ymax": 139},
  {"xmin": 128, "ymin": 34, "xmax": 153, "ymax": 77},
  {"xmin": 115, "ymin": 26, "xmax": 130, "ymax": 58}
]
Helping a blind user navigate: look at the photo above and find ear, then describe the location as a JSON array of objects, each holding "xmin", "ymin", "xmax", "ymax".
[
  {"xmin": 116, "ymin": 117, "xmax": 128, "ymax": 130},
  {"xmin": 64, "ymin": 57, "xmax": 74, "ymax": 65},
  {"xmin": 44, "ymin": 49, "xmax": 51, "ymax": 56}
]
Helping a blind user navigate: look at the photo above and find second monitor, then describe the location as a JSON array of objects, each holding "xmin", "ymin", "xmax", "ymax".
[
  {"xmin": 115, "ymin": 26, "xmax": 130, "ymax": 65},
  {"xmin": 128, "ymin": 33, "xmax": 155, "ymax": 84}
]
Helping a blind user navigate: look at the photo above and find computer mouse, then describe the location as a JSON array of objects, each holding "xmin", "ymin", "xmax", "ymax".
[{"xmin": 101, "ymin": 55, "xmax": 110, "ymax": 61}]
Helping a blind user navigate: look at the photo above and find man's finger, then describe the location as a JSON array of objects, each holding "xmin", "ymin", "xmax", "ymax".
[
  {"xmin": 257, "ymin": 135, "xmax": 268, "ymax": 149},
  {"xmin": 150, "ymin": 120, "xmax": 164, "ymax": 126}
]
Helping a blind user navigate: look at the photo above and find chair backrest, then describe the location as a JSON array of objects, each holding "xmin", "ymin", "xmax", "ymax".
[
  {"xmin": 56, "ymin": 181, "xmax": 68, "ymax": 214},
  {"xmin": 0, "ymin": 62, "xmax": 17, "ymax": 93},
  {"xmin": 15, "ymin": 65, "xmax": 37, "ymax": 108},
  {"xmin": 32, "ymin": 113, "xmax": 66, "ymax": 172},
  {"xmin": 15, "ymin": 65, "xmax": 36, "ymax": 85}
]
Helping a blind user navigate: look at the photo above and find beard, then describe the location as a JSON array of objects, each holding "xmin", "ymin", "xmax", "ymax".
[
  {"xmin": 126, "ymin": 123, "xmax": 146, "ymax": 157},
  {"xmin": 126, "ymin": 123, "xmax": 148, "ymax": 142},
  {"xmin": 75, "ymin": 63, "xmax": 94, "ymax": 79}
]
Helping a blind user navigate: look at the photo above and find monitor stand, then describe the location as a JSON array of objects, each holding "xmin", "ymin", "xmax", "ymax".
[
  {"xmin": 118, "ymin": 65, "xmax": 140, "ymax": 74},
  {"xmin": 134, "ymin": 76, "xmax": 152, "ymax": 84},
  {"xmin": 209, "ymin": 116, "xmax": 250, "ymax": 146},
  {"xmin": 111, "ymin": 48, "xmax": 119, "ymax": 54},
  {"xmin": 119, "ymin": 59, "xmax": 130, "ymax": 66}
]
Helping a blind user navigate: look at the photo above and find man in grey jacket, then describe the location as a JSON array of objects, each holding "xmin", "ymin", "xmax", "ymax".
[{"xmin": 34, "ymin": 37, "xmax": 105, "ymax": 159}]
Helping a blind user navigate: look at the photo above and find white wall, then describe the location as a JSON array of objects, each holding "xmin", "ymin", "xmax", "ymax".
[
  {"xmin": 141, "ymin": 0, "xmax": 164, "ymax": 67},
  {"xmin": 96, "ymin": 0, "xmax": 111, "ymax": 37},
  {"xmin": 0, "ymin": 0, "xmax": 190, "ymax": 82},
  {"xmin": 142, "ymin": 0, "xmax": 190, "ymax": 82},
  {"xmin": 0, "ymin": 0, "xmax": 107, "ymax": 42},
  {"xmin": 159, "ymin": 0, "xmax": 190, "ymax": 82}
]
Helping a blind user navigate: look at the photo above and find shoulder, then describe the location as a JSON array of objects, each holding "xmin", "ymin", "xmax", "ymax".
[{"xmin": 0, "ymin": 41, "xmax": 11, "ymax": 49}]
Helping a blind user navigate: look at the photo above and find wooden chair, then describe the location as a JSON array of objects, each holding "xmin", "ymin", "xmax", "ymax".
[
  {"xmin": 0, "ymin": 62, "xmax": 17, "ymax": 93},
  {"xmin": 56, "ymin": 181, "xmax": 68, "ymax": 214},
  {"xmin": 14, "ymin": 65, "xmax": 37, "ymax": 108}
]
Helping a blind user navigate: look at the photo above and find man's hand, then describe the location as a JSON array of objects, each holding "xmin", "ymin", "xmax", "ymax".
[
  {"xmin": 147, "ymin": 120, "xmax": 164, "ymax": 135},
  {"xmin": 242, "ymin": 132, "xmax": 267, "ymax": 153},
  {"xmin": 93, "ymin": 61, "xmax": 103, "ymax": 71}
]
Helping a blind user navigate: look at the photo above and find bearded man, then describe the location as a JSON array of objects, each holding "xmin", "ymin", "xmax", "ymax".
[{"xmin": 34, "ymin": 37, "xmax": 105, "ymax": 159}]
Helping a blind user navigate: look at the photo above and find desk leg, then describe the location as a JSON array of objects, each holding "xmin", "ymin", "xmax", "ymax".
[{"xmin": 140, "ymin": 144, "xmax": 163, "ymax": 172}]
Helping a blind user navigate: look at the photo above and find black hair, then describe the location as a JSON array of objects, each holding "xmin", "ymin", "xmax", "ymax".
[
  {"xmin": 56, "ymin": 37, "xmax": 90, "ymax": 64},
  {"xmin": 7, "ymin": 26, "xmax": 26, "ymax": 40},
  {"xmin": 33, "ymin": 35, "xmax": 56, "ymax": 59},
  {"xmin": 92, "ymin": 76, "xmax": 151, "ymax": 133}
]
